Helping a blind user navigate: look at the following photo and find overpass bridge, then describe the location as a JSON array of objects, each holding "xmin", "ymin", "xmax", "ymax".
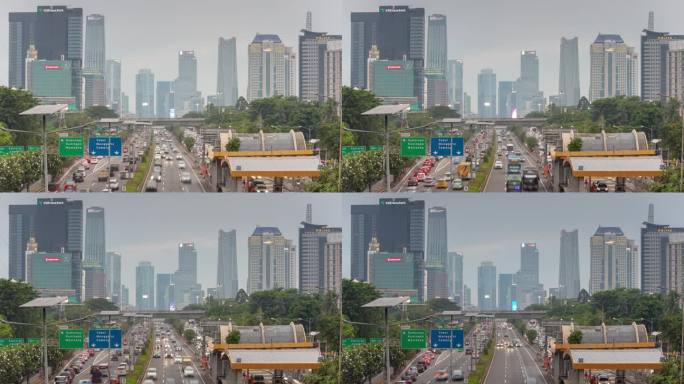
[
  {"xmin": 462, "ymin": 310, "xmax": 546, "ymax": 320},
  {"xmin": 124, "ymin": 309, "xmax": 206, "ymax": 319}
]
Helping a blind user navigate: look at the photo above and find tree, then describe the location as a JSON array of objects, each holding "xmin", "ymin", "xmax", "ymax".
[
  {"xmin": 525, "ymin": 136, "xmax": 538, "ymax": 150},
  {"xmin": 226, "ymin": 330, "xmax": 241, "ymax": 344},
  {"xmin": 0, "ymin": 125, "xmax": 12, "ymax": 146},
  {"xmin": 84, "ymin": 298, "xmax": 118, "ymax": 313},
  {"xmin": 342, "ymin": 279, "xmax": 382, "ymax": 339},
  {"xmin": 429, "ymin": 106, "xmax": 460, "ymax": 120},
  {"xmin": 567, "ymin": 330, "xmax": 583, "ymax": 344},
  {"xmin": 235, "ymin": 97, "xmax": 248, "ymax": 112},
  {"xmin": 568, "ymin": 137, "xmax": 582, "ymax": 151},
  {"xmin": 183, "ymin": 329, "xmax": 196, "ymax": 343},
  {"xmin": 235, "ymin": 289, "xmax": 248, "ymax": 304},
  {"xmin": 526, "ymin": 329, "xmax": 538, "ymax": 344},
  {"xmin": 225, "ymin": 137, "xmax": 241, "ymax": 151},
  {"xmin": 341, "ymin": 87, "xmax": 382, "ymax": 147},
  {"xmin": 183, "ymin": 137, "xmax": 196, "ymax": 151},
  {"xmin": 0, "ymin": 279, "xmax": 38, "ymax": 336},
  {"xmin": 0, "ymin": 316, "xmax": 12, "ymax": 338},
  {"xmin": 85, "ymin": 106, "xmax": 118, "ymax": 119},
  {"xmin": 0, "ymin": 87, "xmax": 39, "ymax": 146}
]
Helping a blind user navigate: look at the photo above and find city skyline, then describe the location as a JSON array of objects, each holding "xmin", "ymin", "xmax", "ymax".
[
  {"xmin": 1, "ymin": 0, "xmax": 343, "ymax": 111},
  {"xmin": 343, "ymin": 0, "xmax": 684, "ymax": 110}
]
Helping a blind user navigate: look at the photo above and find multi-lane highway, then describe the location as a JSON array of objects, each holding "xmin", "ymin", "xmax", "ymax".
[
  {"xmin": 484, "ymin": 130, "xmax": 547, "ymax": 193},
  {"xmin": 144, "ymin": 130, "xmax": 205, "ymax": 193},
  {"xmin": 484, "ymin": 322, "xmax": 548, "ymax": 384},
  {"xmin": 146, "ymin": 321, "xmax": 206, "ymax": 384}
]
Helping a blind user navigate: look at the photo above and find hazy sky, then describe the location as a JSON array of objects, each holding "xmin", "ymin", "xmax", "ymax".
[
  {"xmin": 343, "ymin": 0, "xmax": 684, "ymax": 112},
  {"xmin": 3, "ymin": 194, "xmax": 684, "ymax": 307},
  {"xmin": 0, "ymin": 0, "xmax": 343, "ymax": 110},
  {"xmin": 0, "ymin": 194, "xmax": 344, "ymax": 304}
]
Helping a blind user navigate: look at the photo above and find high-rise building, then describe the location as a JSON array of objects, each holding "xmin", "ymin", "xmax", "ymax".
[
  {"xmin": 156, "ymin": 273, "xmax": 172, "ymax": 310},
  {"xmin": 463, "ymin": 284, "xmax": 472, "ymax": 308},
  {"xmin": 121, "ymin": 285, "xmax": 129, "ymax": 308},
  {"xmin": 350, "ymin": 6, "xmax": 425, "ymax": 108},
  {"xmin": 105, "ymin": 251, "xmax": 121, "ymax": 305},
  {"xmin": 350, "ymin": 204, "xmax": 379, "ymax": 281},
  {"xmin": 426, "ymin": 14, "xmax": 447, "ymax": 75},
  {"xmin": 368, "ymin": 250, "xmax": 423, "ymax": 300},
  {"xmin": 105, "ymin": 59, "xmax": 121, "ymax": 114},
  {"xmin": 516, "ymin": 50, "xmax": 539, "ymax": 115},
  {"xmin": 174, "ymin": 50, "xmax": 201, "ymax": 117},
  {"xmin": 478, "ymin": 261, "xmax": 497, "ymax": 310},
  {"xmin": 28, "ymin": 59, "xmax": 74, "ymax": 106},
  {"xmin": 446, "ymin": 251, "xmax": 463, "ymax": 304},
  {"xmin": 447, "ymin": 60, "xmax": 464, "ymax": 113},
  {"xmin": 498, "ymin": 273, "xmax": 514, "ymax": 310},
  {"xmin": 498, "ymin": 81, "xmax": 516, "ymax": 118},
  {"xmin": 463, "ymin": 93, "xmax": 471, "ymax": 116},
  {"xmin": 121, "ymin": 92, "xmax": 129, "ymax": 115},
  {"xmin": 83, "ymin": 14, "xmax": 105, "ymax": 108},
  {"xmin": 174, "ymin": 242, "xmax": 198, "ymax": 309},
  {"xmin": 135, "ymin": 261, "xmax": 154, "ymax": 310},
  {"xmin": 641, "ymin": 208, "xmax": 684, "ymax": 294},
  {"xmin": 370, "ymin": 59, "xmax": 416, "ymax": 106},
  {"xmin": 83, "ymin": 72, "xmax": 106, "ymax": 108},
  {"xmin": 9, "ymin": 6, "xmax": 83, "ymax": 109},
  {"xmin": 284, "ymin": 47, "xmax": 297, "ymax": 98},
  {"xmin": 559, "ymin": 230, "xmax": 580, "ymax": 299},
  {"xmin": 641, "ymin": 29, "xmax": 684, "ymax": 102},
  {"xmin": 8, "ymin": 198, "xmax": 83, "ymax": 298},
  {"xmin": 590, "ymin": 227, "xmax": 638, "ymax": 293},
  {"xmin": 306, "ymin": 11, "xmax": 312, "ymax": 31},
  {"xmin": 217, "ymin": 229, "xmax": 238, "ymax": 299},
  {"xmin": 666, "ymin": 233, "xmax": 684, "ymax": 298},
  {"xmin": 426, "ymin": 207, "xmax": 448, "ymax": 299},
  {"xmin": 425, "ymin": 69, "xmax": 449, "ymax": 108},
  {"xmin": 84, "ymin": 207, "xmax": 105, "ymax": 266},
  {"xmin": 478, "ymin": 69, "xmax": 497, "ymax": 117},
  {"xmin": 135, "ymin": 69, "xmax": 154, "ymax": 118},
  {"xmin": 83, "ymin": 260, "xmax": 106, "ymax": 300},
  {"xmin": 26, "ymin": 250, "xmax": 73, "ymax": 297},
  {"xmin": 299, "ymin": 30, "xmax": 343, "ymax": 104},
  {"xmin": 247, "ymin": 34, "xmax": 291, "ymax": 102},
  {"xmin": 298, "ymin": 222, "xmax": 343, "ymax": 295},
  {"xmin": 515, "ymin": 242, "xmax": 542, "ymax": 310},
  {"xmin": 247, "ymin": 227, "xmax": 294, "ymax": 293},
  {"xmin": 589, "ymin": 34, "xmax": 638, "ymax": 102},
  {"xmin": 156, "ymin": 81, "xmax": 175, "ymax": 118},
  {"xmin": 666, "ymin": 41, "xmax": 684, "ymax": 103},
  {"xmin": 217, "ymin": 37, "xmax": 238, "ymax": 107},
  {"xmin": 559, "ymin": 37, "xmax": 581, "ymax": 107}
]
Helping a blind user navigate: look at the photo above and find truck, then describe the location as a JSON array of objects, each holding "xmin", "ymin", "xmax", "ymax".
[
  {"xmin": 505, "ymin": 174, "xmax": 522, "ymax": 192},
  {"xmin": 97, "ymin": 169, "xmax": 109, "ymax": 182},
  {"xmin": 456, "ymin": 162, "xmax": 473, "ymax": 180},
  {"xmin": 522, "ymin": 169, "xmax": 540, "ymax": 191}
]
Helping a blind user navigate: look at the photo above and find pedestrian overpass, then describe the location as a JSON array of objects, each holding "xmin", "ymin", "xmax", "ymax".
[{"xmin": 125, "ymin": 309, "xmax": 206, "ymax": 319}]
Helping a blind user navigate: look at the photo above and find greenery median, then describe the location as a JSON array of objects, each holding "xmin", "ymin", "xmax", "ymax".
[
  {"xmin": 467, "ymin": 330, "xmax": 495, "ymax": 384},
  {"xmin": 467, "ymin": 135, "xmax": 496, "ymax": 192},
  {"xmin": 125, "ymin": 144, "xmax": 153, "ymax": 192},
  {"xmin": 126, "ymin": 328, "xmax": 152, "ymax": 384}
]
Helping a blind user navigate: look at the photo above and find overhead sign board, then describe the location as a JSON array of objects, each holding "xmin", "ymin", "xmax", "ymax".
[
  {"xmin": 88, "ymin": 329, "xmax": 122, "ymax": 349},
  {"xmin": 341, "ymin": 146, "xmax": 366, "ymax": 157},
  {"xmin": 59, "ymin": 329, "xmax": 84, "ymax": 349},
  {"xmin": 430, "ymin": 328, "xmax": 464, "ymax": 350},
  {"xmin": 400, "ymin": 137, "xmax": 426, "ymax": 157},
  {"xmin": 400, "ymin": 329, "xmax": 427, "ymax": 349},
  {"xmin": 88, "ymin": 137, "xmax": 122, "ymax": 156},
  {"xmin": 430, "ymin": 137, "xmax": 464, "ymax": 157},
  {"xmin": 59, "ymin": 137, "xmax": 84, "ymax": 157},
  {"xmin": 0, "ymin": 146, "xmax": 26, "ymax": 155},
  {"xmin": 341, "ymin": 338, "xmax": 366, "ymax": 348}
]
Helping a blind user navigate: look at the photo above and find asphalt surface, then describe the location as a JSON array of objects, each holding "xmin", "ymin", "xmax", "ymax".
[
  {"xmin": 145, "ymin": 131, "xmax": 204, "ymax": 193},
  {"xmin": 483, "ymin": 131, "xmax": 546, "ymax": 193},
  {"xmin": 484, "ymin": 324, "xmax": 548, "ymax": 384},
  {"xmin": 146, "ymin": 323, "xmax": 206, "ymax": 384}
]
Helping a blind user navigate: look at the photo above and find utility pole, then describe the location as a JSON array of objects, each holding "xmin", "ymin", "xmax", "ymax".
[
  {"xmin": 680, "ymin": 105, "xmax": 684, "ymax": 192},
  {"xmin": 385, "ymin": 114, "xmax": 391, "ymax": 192}
]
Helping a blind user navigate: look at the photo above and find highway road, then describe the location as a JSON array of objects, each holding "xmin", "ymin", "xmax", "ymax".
[
  {"xmin": 144, "ymin": 130, "xmax": 205, "ymax": 193},
  {"xmin": 484, "ymin": 130, "xmax": 547, "ymax": 193},
  {"xmin": 145, "ymin": 321, "xmax": 206, "ymax": 384},
  {"xmin": 484, "ymin": 323, "xmax": 548, "ymax": 384}
]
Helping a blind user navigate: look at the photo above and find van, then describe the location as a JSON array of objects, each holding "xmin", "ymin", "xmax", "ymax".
[{"xmin": 145, "ymin": 180, "xmax": 158, "ymax": 192}]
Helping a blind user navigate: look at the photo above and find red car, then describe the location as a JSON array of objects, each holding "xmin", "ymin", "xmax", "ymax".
[
  {"xmin": 408, "ymin": 177, "xmax": 418, "ymax": 187},
  {"xmin": 416, "ymin": 172, "xmax": 426, "ymax": 182}
]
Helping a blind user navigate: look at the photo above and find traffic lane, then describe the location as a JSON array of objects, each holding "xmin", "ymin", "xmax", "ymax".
[
  {"xmin": 177, "ymin": 147, "xmax": 205, "ymax": 192},
  {"xmin": 515, "ymin": 332, "xmax": 549, "ymax": 384}
]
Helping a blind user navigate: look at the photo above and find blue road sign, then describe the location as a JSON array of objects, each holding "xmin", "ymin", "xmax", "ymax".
[
  {"xmin": 430, "ymin": 328, "xmax": 464, "ymax": 349},
  {"xmin": 88, "ymin": 137, "xmax": 122, "ymax": 156},
  {"xmin": 430, "ymin": 137, "xmax": 464, "ymax": 157},
  {"xmin": 88, "ymin": 329, "xmax": 122, "ymax": 349}
]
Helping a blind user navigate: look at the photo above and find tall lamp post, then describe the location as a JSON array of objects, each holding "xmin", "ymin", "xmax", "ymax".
[
  {"xmin": 362, "ymin": 297, "xmax": 409, "ymax": 384},
  {"xmin": 20, "ymin": 297, "xmax": 69, "ymax": 384}
]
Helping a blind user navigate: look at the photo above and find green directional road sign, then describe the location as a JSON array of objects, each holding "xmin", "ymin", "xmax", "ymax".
[
  {"xmin": 342, "ymin": 146, "xmax": 366, "ymax": 157},
  {"xmin": 59, "ymin": 329, "xmax": 84, "ymax": 349},
  {"xmin": 0, "ymin": 146, "xmax": 26, "ymax": 155},
  {"xmin": 400, "ymin": 137, "xmax": 426, "ymax": 157},
  {"xmin": 368, "ymin": 337, "xmax": 384, "ymax": 344},
  {"xmin": 27, "ymin": 145, "xmax": 42, "ymax": 152},
  {"xmin": 0, "ymin": 339, "xmax": 8, "ymax": 347},
  {"xmin": 400, "ymin": 329, "xmax": 427, "ymax": 349},
  {"xmin": 26, "ymin": 337, "xmax": 41, "ymax": 345},
  {"xmin": 59, "ymin": 137, "xmax": 84, "ymax": 157},
  {"xmin": 368, "ymin": 145, "xmax": 384, "ymax": 152},
  {"xmin": 341, "ymin": 338, "xmax": 366, "ymax": 348},
  {"xmin": 8, "ymin": 338, "xmax": 24, "ymax": 346}
]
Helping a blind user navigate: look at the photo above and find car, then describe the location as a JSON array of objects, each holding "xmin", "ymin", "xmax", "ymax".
[
  {"xmin": 110, "ymin": 354, "xmax": 119, "ymax": 361},
  {"xmin": 494, "ymin": 160, "xmax": 503, "ymax": 169},
  {"xmin": 435, "ymin": 178, "xmax": 449, "ymax": 189},
  {"xmin": 596, "ymin": 182, "xmax": 609, "ymax": 192},
  {"xmin": 423, "ymin": 176, "xmax": 435, "ymax": 187},
  {"xmin": 143, "ymin": 381, "xmax": 155, "ymax": 384},
  {"xmin": 165, "ymin": 352, "xmax": 173, "ymax": 358},
  {"xmin": 146, "ymin": 368, "xmax": 157, "ymax": 380},
  {"xmin": 451, "ymin": 369, "xmax": 464, "ymax": 381},
  {"xmin": 153, "ymin": 351, "xmax": 161, "ymax": 358},
  {"xmin": 78, "ymin": 380, "xmax": 92, "ymax": 384},
  {"xmin": 145, "ymin": 180, "xmax": 158, "ymax": 192},
  {"xmin": 63, "ymin": 180, "xmax": 77, "ymax": 192},
  {"xmin": 256, "ymin": 184, "xmax": 269, "ymax": 193},
  {"xmin": 451, "ymin": 178, "xmax": 464, "ymax": 190},
  {"xmin": 177, "ymin": 160, "xmax": 186, "ymax": 169},
  {"xmin": 72, "ymin": 171, "xmax": 84, "ymax": 182},
  {"xmin": 416, "ymin": 172, "xmax": 426, "ymax": 182},
  {"xmin": 183, "ymin": 366, "xmax": 195, "ymax": 377},
  {"xmin": 176, "ymin": 154, "xmax": 183, "ymax": 160},
  {"xmin": 180, "ymin": 172, "xmax": 192, "ymax": 184},
  {"xmin": 174, "ymin": 355, "xmax": 183, "ymax": 364},
  {"xmin": 434, "ymin": 370, "xmax": 449, "ymax": 381},
  {"xmin": 407, "ymin": 176, "xmax": 418, "ymax": 187}
]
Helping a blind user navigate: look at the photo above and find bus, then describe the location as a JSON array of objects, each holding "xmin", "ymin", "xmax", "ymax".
[
  {"xmin": 522, "ymin": 169, "xmax": 540, "ymax": 191},
  {"xmin": 506, "ymin": 143, "xmax": 514, "ymax": 152}
]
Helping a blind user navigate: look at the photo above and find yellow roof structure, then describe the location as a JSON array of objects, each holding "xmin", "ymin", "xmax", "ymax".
[
  {"xmin": 224, "ymin": 156, "xmax": 321, "ymax": 177},
  {"xmin": 566, "ymin": 156, "xmax": 664, "ymax": 177},
  {"xmin": 225, "ymin": 347, "xmax": 322, "ymax": 370},
  {"xmin": 567, "ymin": 348, "xmax": 663, "ymax": 370}
]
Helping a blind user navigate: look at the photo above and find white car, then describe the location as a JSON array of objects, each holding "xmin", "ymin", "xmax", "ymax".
[
  {"xmin": 183, "ymin": 366, "xmax": 195, "ymax": 377},
  {"xmin": 146, "ymin": 368, "xmax": 157, "ymax": 380},
  {"xmin": 176, "ymin": 154, "xmax": 183, "ymax": 160},
  {"xmin": 180, "ymin": 172, "xmax": 192, "ymax": 184},
  {"xmin": 174, "ymin": 355, "xmax": 182, "ymax": 364},
  {"xmin": 494, "ymin": 160, "xmax": 503, "ymax": 169},
  {"xmin": 177, "ymin": 160, "xmax": 186, "ymax": 169},
  {"xmin": 109, "ymin": 178, "xmax": 120, "ymax": 191}
]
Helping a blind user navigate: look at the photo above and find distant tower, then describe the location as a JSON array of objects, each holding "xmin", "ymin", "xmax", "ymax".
[
  {"xmin": 648, "ymin": 11, "xmax": 654, "ymax": 30},
  {"xmin": 306, "ymin": 203, "xmax": 312, "ymax": 223},
  {"xmin": 648, "ymin": 203, "xmax": 654, "ymax": 223},
  {"xmin": 306, "ymin": 11, "xmax": 312, "ymax": 31}
]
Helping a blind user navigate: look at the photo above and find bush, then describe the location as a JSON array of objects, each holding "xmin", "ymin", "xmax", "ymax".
[
  {"xmin": 567, "ymin": 330, "xmax": 583, "ymax": 344},
  {"xmin": 226, "ymin": 330, "xmax": 241, "ymax": 344},
  {"xmin": 568, "ymin": 137, "xmax": 582, "ymax": 151}
]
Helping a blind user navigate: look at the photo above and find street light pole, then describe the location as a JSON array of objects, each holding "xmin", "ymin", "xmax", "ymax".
[
  {"xmin": 42, "ymin": 115, "xmax": 48, "ymax": 192},
  {"xmin": 42, "ymin": 307, "xmax": 47, "ymax": 384},
  {"xmin": 385, "ymin": 114, "xmax": 391, "ymax": 192}
]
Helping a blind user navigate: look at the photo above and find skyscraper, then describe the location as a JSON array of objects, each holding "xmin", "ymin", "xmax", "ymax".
[
  {"xmin": 426, "ymin": 14, "xmax": 447, "ymax": 75},
  {"xmin": 8, "ymin": 198, "xmax": 83, "ymax": 298},
  {"xmin": 516, "ymin": 242, "xmax": 542, "ymax": 309},
  {"xmin": 217, "ymin": 229, "xmax": 238, "ymax": 299},
  {"xmin": 299, "ymin": 222, "xmax": 343, "ymax": 296},
  {"xmin": 105, "ymin": 251, "xmax": 121, "ymax": 305},
  {"xmin": 174, "ymin": 50, "xmax": 201, "ymax": 117},
  {"xmin": 498, "ymin": 81, "xmax": 516, "ymax": 118},
  {"xmin": 641, "ymin": 206, "xmax": 684, "ymax": 294},
  {"xmin": 121, "ymin": 285, "xmax": 129, "ymax": 308},
  {"xmin": 478, "ymin": 261, "xmax": 497, "ymax": 310},
  {"xmin": 105, "ymin": 59, "xmax": 121, "ymax": 114},
  {"xmin": 83, "ymin": 14, "xmax": 105, "ymax": 108},
  {"xmin": 247, "ymin": 227, "xmax": 295, "ymax": 293},
  {"xmin": 350, "ymin": 6, "xmax": 425, "ymax": 108},
  {"xmin": 247, "ymin": 34, "xmax": 290, "ymax": 102},
  {"xmin": 174, "ymin": 242, "xmax": 198, "ymax": 309},
  {"xmin": 589, "ymin": 34, "xmax": 638, "ymax": 102},
  {"xmin": 9, "ymin": 6, "xmax": 83, "ymax": 109},
  {"xmin": 446, "ymin": 251, "xmax": 463, "ymax": 304},
  {"xmin": 284, "ymin": 47, "xmax": 298, "ymax": 98},
  {"xmin": 350, "ymin": 204, "xmax": 379, "ymax": 281},
  {"xmin": 590, "ymin": 227, "xmax": 638, "ymax": 293},
  {"xmin": 641, "ymin": 29, "xmax": 684, "ymax": 102},
  {"xmin": 447, "ymin": 60, "xmax": 463, "ymax": 113},
  {"xmin": 217, "ymin": 37, "xmax": 238, "ymax": 107},
  {"xmin": 463, "ymin": 285, "xmax": 472, "ymax": 308},
  {"xmin": 426, "ymin": 207, "xmax": 448, "ymax": 299},
  {"xmin": 498, "ymin": 273, "xmax": 514, "ymax": 310},
  {"xmin": 156, "ymin": 273, "xmax": 171, "ymax": 311},
  {"xmin": 156, "ymin": 81, "xmax": 175, "ymax": 118},
  {"xmin": 559, "ymin": 37, "xmax": 580, "ymax": 107},
  {"xmin": 559, "ymin": 229, "xmax": 580, "ymax": 299},
  {"xmin": 299, "ymin": 30, "xmax": 343, "ymax": 105},
  {"xmin": 84, "ymin": 207, "xmax": 105, "ymax": 266},
  {"xmin": 516, "ymin": 50, "xmax": 539, "ymax": 115},
  {"xmin": 135, "ymin": 69, "xmax": 155, "ymax": 118},
  {"xmin": 478, "ymin": 69, "xmax": 496, "ymax": 117},
  {"xmin": 135, "ymin": 261, "xmax": 154, "ymax": 310}
]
